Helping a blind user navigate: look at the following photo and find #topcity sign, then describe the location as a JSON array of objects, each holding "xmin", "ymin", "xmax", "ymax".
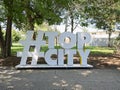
[{"xmin": 16, "ymin": 31, "xmax": 93, "ymax": 68}]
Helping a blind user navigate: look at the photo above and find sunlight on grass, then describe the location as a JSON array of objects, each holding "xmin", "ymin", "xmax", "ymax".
[
  {"xmin": 91, "ymin": 49, "xmax": 113, "ymax": 53},
  {"xmin": 91, "ymin": 49, "xmax": 114, "ymax": 54}
]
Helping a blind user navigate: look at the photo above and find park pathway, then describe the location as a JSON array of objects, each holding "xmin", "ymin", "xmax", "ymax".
[{"xmin": 0, "ymin": 67, "xmax": 120, "ymax": 90}]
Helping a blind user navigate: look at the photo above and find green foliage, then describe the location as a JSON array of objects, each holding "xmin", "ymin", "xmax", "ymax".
[
  {"xmin": 2, "ymin": 30, "xmax": 21, "ymax": 42},
  {"xmin": 116, "ymin": 35, "xmax": 120, "ymax": 40},
  {"xmin": 82, "ymin": 0, "xmax": 120, "ymax": 30},
  {"xmin": 0, "ymin": 1, "xmax": 5, "ymax": 22},
  {"xmin": 113, "ymin": 35, "xmax": 120, "ymax": 54},
  {"xmin": 1, "ymin": 0, "xmax": 120, "ymax": 31},
  {"xmin": 62, "ymin": 0, "xmax": 120, "ymax": 32},
  {"xmin": 0, "ymin": 0, "xmax": 71, "ymax": 57},
  {"xmin": 1, "ymin": 0, "xmax": 71, "ymax": 30},
  {"xmin": 12, "ymin": 30, "xmax": 21, "ymax": 42},
  {"xmin": 12, "ymin": 0, "xmax": 71, "ymax": 30}
]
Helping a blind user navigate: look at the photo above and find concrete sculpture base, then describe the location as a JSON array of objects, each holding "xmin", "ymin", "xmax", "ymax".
[{"xmin": 16, "ymin": 64, "xmax": 93, "ymax": 69}]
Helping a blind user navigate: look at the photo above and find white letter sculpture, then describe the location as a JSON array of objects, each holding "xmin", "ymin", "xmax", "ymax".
[{"xmin": 16, "ymin": 31, "xmax": 93, "ymax": 68}]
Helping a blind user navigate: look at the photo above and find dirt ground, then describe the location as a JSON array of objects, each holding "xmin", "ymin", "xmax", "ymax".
[{"xmin": 0, "ymin": 54, "xmax": 120, "ymax": 69}]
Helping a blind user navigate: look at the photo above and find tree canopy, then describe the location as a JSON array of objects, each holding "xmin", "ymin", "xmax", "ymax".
[
  {"xmin": 0, "ymin": 0, "xmax": 120, "ymax": 57},
  {"xmin": 62, "ymin": 0, "xmax": 120, "ymax": 46},
  {"xmin": 0, "ymin": 0, "xmax": 71, "ymax": 57}
]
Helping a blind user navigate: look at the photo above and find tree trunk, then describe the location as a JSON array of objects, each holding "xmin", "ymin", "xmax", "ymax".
[
  {"xmin": 25, "ymin": 0, "xmax": 34, "ymax": 30},
  {"xmin": 108, "ymin": 31, "xmax": 112, "ymax": 47},
  {"xmin": 70, "ymin": 14, "xmax": 74, "ymax": 33},
  {"xmin": 65, "ymin": 17, "xmax": 68, "ymax": 32},
  {"xmin": 4, "ymin": 0, "xmax": 13, "ymax": 57},
  {"xmin": 5, "ymin": 15, "xmax": 13, "ymax": 57},
  {"xmin": 0, "ymin": 25, "xmax": 6, "ymax": 57},
  {"xmin": 29, "ymin": 17, "xmax": 34, "ymax": 30}
]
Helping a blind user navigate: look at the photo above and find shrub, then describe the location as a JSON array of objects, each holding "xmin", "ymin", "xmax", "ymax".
[
  {"xmin": 12, "ymin": 30, "xmax": 21, "ymax": 42},
  {"xmin": 113, "ymin": 35, "xmax": 120, "ymax": 54}
]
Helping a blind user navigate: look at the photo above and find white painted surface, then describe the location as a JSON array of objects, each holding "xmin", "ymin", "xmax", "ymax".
[{"xmin": 16, "ymin": 31, "xmax": 93, "ymax": 69}]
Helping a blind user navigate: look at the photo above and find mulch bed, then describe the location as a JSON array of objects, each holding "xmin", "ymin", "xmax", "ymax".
[{"xmin": 0, "ymin": 54, "xmax": 120, "ymax": 69}]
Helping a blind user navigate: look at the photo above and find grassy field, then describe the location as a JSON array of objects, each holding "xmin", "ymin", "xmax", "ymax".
[{"xmin": 11, "ymin": 43, "xmax": 115, "ymax": 56}]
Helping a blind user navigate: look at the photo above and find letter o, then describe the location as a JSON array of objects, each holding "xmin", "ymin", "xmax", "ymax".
[{"xmin": 59, "ymin": 32, "xmax": 76, "ymax": 49}]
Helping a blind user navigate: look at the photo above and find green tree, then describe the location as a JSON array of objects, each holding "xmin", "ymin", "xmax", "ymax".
[
  {"xmin": 0, "ymin": 0, "xmax": 13, "ymax": 57},
  {"xmin": 63, "ymin": 0, "xmax": 120, "ymax": 46},
  {"xmin": 63, "ymin": 0, "xmax": 88, "ymax": 32},
  {"xmin": 76, "ymin": 0, "xmax": 120, "ymax": 46},
  {"xmin": 0, "ymin": 0, "xmax": 71, "ymax": 57},
  {"xmin": 19, "ymin": 0, "xmax": 71, "ymax": 30},
  {"xmin": 0, "ymin": 0, "xmax": 21, "ymax": 57}
]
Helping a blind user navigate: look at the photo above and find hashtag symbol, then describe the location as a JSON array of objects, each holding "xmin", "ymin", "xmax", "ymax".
[{"xmin": 17, "ymin": 31, "xmax": 45, "ymax": 66}]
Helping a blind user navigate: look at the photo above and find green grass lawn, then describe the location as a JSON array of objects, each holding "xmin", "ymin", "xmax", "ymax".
[
  {"xmin": 11, "ymin": 43, "xmax": 115, "ymax": 56},
  {"xmin": 86, "ymin": 46, "xmax": 114, "ymax": 55}
]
